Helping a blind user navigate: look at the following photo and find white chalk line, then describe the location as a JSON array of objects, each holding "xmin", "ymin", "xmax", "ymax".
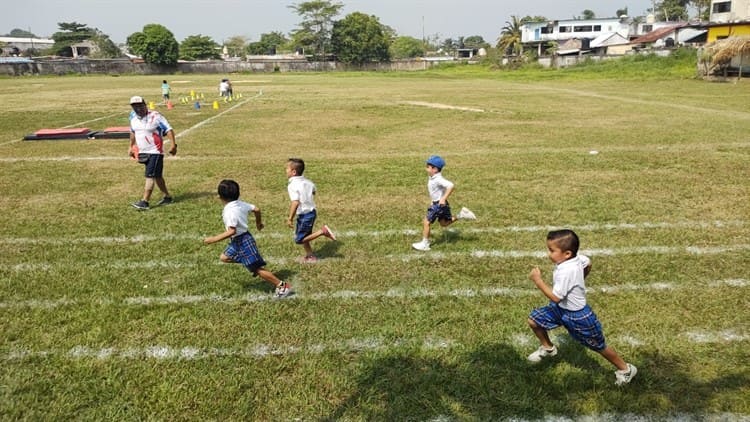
[
  {"xmin": 0, "ymin": 279, "xmax": 746, "ymax": 310},
  {"xmin": 3, "ymin": 243, "xmax": 750, "ymax": 273},
  {"xmin": 3, "ymin": 327, "xmax": 747, "ymax": 362},
  {"xmin": 400, "ymin": 101, "xmax": 485, "ymax": 113},
  {"xmin": 175, "ymin": 90, "xmax": 262, "ymax": 139},
  {"xmin": 0, "ymin": 219, "xmax": 744, "ymax": 246}
]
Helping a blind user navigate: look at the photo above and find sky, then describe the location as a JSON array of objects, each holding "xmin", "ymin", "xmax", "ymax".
[{"xmin": 2, "ymin": 0, "xmax": 660, "ymax": 45}]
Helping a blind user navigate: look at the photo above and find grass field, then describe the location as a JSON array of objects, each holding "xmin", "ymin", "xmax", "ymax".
[{"xmin": 1, "ymin": 64, "xmax": 749, "ymax": 420}]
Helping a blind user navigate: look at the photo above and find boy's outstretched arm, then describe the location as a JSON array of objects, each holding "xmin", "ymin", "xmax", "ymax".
[
  {"xmin": 529, "ymin": 267, "xmax": 561, "ymax": 303},
  {"xmin": 204, "ymin": 226, "xmax": 236, "ymax": 245}
]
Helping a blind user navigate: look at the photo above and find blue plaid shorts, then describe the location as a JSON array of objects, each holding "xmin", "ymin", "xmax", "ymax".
[
  {"xmin": 294, "ymin": 210, "xmax": 317, "ymax": 244},
  {"xmin": 529, "ymin": 302, "xmax": 607, "ymax": 351},
  {"xmin": 426, "ymin": 201, "xmax": 452, "ymax": 223},
  {"xmin": 224, "ymin": 232, "xmax": 267, "ymax": 276}
]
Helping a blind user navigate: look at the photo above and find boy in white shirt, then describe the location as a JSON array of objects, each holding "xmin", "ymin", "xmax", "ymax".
[
  {"xmin": 204, "ymin": 179, "xmax": 292, "ymax": 298},
  {"xmin": 528, "ymin": 229, "xmax": 636, "ymax": 385},
  {"xmin": 412, "ymin": 155, "xmax": 476, "ymax": 251},
  {"xmin": 285, "ymin": 158, "xmax": 336, "ymax": 263}
]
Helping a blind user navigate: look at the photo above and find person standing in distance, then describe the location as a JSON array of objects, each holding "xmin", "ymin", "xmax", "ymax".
[{"xmin": 128, "ymin": 96, "xmax": 177, "ymax": 210}]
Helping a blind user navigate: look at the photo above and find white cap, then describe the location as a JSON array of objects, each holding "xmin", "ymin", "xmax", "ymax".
[{"xmin": 129, "ymin": 95, "xmax": 145, "ymax": 104}]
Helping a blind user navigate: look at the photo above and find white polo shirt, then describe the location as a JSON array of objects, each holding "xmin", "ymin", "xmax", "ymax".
[
  {"xmin": 552, "ymin": 254, "xmax": 591, "ymax": 311},
  {"xmin": 129, "ymin": 110, "xmax": 172, "ymax": 154},
  {"xmin": 222, "ymin": 200, "xmax": 256, "ymax": 238},
  {"xmin": 287, "ymin": 176, "xmax": 316, "ymax": 215},
  {"xmin": 427, "ymin": 172, "xmax": 454, "ymax": 202}
]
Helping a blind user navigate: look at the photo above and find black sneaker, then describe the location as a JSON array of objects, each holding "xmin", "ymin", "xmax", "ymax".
[
  {"xmin": 157, "ymin": 196, "xmax": 173, "ymax": 206},
  {"xmin": 131, "ymin": 200, "xmax": 149, "ymax": 210}
]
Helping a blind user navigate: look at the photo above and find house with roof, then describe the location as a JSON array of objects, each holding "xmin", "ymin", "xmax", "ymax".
[{"xmin": 705, "ymin": 0, "xmax": 750, "ymax": 42}]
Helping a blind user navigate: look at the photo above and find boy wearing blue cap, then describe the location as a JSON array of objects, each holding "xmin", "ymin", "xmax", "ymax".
[{"xmin": 412, "ymin": 155, "xmax": 476, "ymax": 251}]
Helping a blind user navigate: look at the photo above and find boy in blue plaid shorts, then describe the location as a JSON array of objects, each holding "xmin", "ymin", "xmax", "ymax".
[
  {"xmin": 527, "ymin": 229, "xmax": 637, "ymax": 385},
  {"xmin": 204, "ymin": 179, "xmax": 293, "ymax": 298}
]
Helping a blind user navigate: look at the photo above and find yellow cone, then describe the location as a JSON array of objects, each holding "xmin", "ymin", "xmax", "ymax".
[
  {"xmin": 212, "ymin": 100, "xmax": 219, "ymax": 109},
  {"xmin": 148, "ymin": 101, "xmax": 155, "ymax": 109}
]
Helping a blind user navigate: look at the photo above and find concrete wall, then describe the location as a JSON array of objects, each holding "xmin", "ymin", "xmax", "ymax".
[{"xmin": 0, "ymin": 58, "xmax": 442, "ymax": 76}]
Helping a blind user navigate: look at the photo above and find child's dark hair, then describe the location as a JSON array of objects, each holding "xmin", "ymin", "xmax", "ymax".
[
  {"xmin": 287, "ymin": 158, "xmax": 305, "ymax": 175},
  {"xmin": 217, "ymin": 179, "xmax": 240, "ymax": 201},
  {"xmin": 162, "ymin": 80, "xmax": 167, "ymax": 84},
  {"xmin": 547, "ymin": 229, "xmax": 580, "ymax": 256}
]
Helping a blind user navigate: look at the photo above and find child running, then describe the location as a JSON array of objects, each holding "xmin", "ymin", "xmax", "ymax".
[
  {"xmin": 285, "ymin": 158, "xmax": 336, "ymax": 263},
  {"xmin": 412, "ymin": 155, "xmax": 476, "ymax": 251},
  {"xmin": 204, "ymin": 179, "xmax": 293, "ymax": 298},
  {"xmin": 527, "ymin": 229, "xmax": 637, "ymax": 385}
]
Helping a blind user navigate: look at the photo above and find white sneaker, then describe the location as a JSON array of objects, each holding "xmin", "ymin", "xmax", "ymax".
[
  {"xmin": 457, "ymin": 207, "xmax": 476, "ymax": 220},
  {"xmin": 615, "ymin": 363, "xmax": 637, "ymax": 386},
  {"xmin": 411, "ymin": 240, "xmax": 431, "ymax": 251},
  {"xmin": 527, "ymin": 345, "xmax": 558, "ymax": 363},
  {"xmin": 274, "ymin": 282, "xmax": 294, "ymax": 299}
]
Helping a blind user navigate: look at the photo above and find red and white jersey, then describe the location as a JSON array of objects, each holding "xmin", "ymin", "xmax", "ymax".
[{"xmin": 129, "ymin": 110, "xmax": 172, "ymax": 154}]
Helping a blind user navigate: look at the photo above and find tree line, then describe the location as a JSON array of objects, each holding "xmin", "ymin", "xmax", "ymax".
[{"xmin": 2, "ymin": 0, "xmax": 712, "ymax": 65}]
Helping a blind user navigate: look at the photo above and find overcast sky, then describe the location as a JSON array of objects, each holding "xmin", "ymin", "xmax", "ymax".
[{"xmin": 3, "ymin": 0, "xmax": 660, "ymax": 44}]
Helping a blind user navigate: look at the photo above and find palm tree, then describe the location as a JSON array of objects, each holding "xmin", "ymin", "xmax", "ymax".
[{"xmin": 496, "ymin": 15, "xmax": 523, "ymax": 57}]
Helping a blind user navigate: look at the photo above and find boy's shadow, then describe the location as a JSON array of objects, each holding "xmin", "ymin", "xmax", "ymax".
[
  {"xmin": 238, "ymin": 269, "xmax": 297, "ymax": 293},
  {"xmin": 433, "ymin": 228, "xmax": 479, "ymax": 246},
  {"xmin": 316, "ymin": 239, "xmax": 343, "ymax": 259},
  {"xmin": 325, "ymin": 340, "xmax": 750, "ymax": 420}
]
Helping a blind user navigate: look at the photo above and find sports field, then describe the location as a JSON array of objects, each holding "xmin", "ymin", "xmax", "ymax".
[{"xmin": 1, "ymin": 69, "xmax": 748, "ymax": 420}]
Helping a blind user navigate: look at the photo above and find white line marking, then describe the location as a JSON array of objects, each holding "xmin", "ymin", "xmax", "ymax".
[
  {"xmin": 4, "ymin": 328, "xmax": 747, "ymax": 362},
  {"xmin": 0, "ymin": 220, "xmax": 743, "ymax": 245},
  {"xmin": 60, "ymin": 112, "xmax": 123, "ymax": 129},
  {"xmin": 401, "ymin": 101, "xmax": 484, "ymax": 112},
  {"xmin": 0, "ymin": 279, "xmax": 746, "ymax": 310},
  {"xmin": 176, "ymin": 90, "xmax": 262, "ymax": 139},
  {"xmin": 3, "ymin": 244, "xmax": 749, "ymax": 273}
]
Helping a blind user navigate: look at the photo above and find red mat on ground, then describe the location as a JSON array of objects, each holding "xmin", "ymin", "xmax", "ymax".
[{"xmin": 102, "ymin": 127, "xmax": 131, "ymax": 133}]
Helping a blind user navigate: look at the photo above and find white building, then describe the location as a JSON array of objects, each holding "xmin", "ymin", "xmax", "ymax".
[{"xmin": 0, "ymin": 37, "xmax": 54, "ymax": 55}]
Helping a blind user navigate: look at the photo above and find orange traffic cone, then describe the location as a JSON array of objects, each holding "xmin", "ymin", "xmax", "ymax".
[{"xmin": 167, "ymin": 100, "xmax": 173, "ymax": 110}]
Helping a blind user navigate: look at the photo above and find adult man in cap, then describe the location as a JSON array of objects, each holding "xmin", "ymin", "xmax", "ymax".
[{"xmin": 128, "ymin": 96, "xmax": 177, "ymax": 210}]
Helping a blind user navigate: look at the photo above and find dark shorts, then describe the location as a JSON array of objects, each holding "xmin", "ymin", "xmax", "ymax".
[
  {"xmin": 294, "ymin": 210, "xmax": 317, "ymax": 244},
  {"xmin": 141, "ymin": 154, "xmax": 164, "ymax": 178},
  {"xmin": 224, "ymin": 232, "xmax": 267, "ymax": 275},
  {"xmin": 529, "ymin": 303, "xmax": 607, "ymax": 351},
  {"xmin": 426, "ymin": 201, "xmax": 452, "ymax": 223}
]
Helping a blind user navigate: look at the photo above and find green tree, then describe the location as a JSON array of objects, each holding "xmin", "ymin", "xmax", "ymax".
[
  {"xmin": 247, "ymin": 31, "xmax": 289, "ymax": 55},
  {"xmin": 616, "ymin": 7, "xmax": 629, "ymax": 17},
  {"xmin": 691, "ymin": 0, "xmax": 711, "ymax": 20},
  {"xmin": 582, "ymin": 9, "xmax": 596, "ymax": 19},
  {"xmin": 463, "ymin": 35, "xmax": 489, "ymax": 49},
  {"xmin": 50, "ymin": 21, "xmax": 93, "ymax": 56},
  {"xmin": 89, "ymin": 29, "xmax": 122, "ymax": 58},
  {"xmin": 496, "ymin": 15, "xmax": 523, "ymax": 56},
  {"xmin": 126, "ymin": 24, "xmax": 179, "ymax": 66},
  {"xmin": 289, "ymin": 0, "xmax": 343, "ymax": 57},
  {"xmin": 656, "ymin": 0, "xmax": 689, "ymax": 21},
  {"xmin": 330, "ymin": 12, "xmax": 390, "ymax": 64},
  {"xmin": 224, "ymin": 36, "xmax": 248, "ymax": 58},
  {"xmin": 520, "ymin": 15, "xmax": 548, "ymax": 23},
  {"xmin": 389, "ymin": 36, "xmax": 425, "ymax": 59},
  {"xmin": 7, "ymin": 28, "xmax": 37, "ymax": 38},
  {"xmin": 180, "ymin": 35, "xmax": 220, "ymax": 60}
]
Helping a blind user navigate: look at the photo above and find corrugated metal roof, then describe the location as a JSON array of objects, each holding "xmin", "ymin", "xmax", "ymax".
[{"xmin": 631, "ymin": 24, "xmax": 684, "ymax": 44}]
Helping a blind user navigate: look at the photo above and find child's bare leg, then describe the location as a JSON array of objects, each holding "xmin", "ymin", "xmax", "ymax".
[
  {"xmin": 256, "ymin": 268, "xmax": 283, "ymax": 288},
  {"xmin": 528, "ymin": 319, "xmax": 554, "ymax": 348},
  {"xmin": 219, "ymin": 253, "xmax": 235, "ymax": 263},
  {"xmin": 598, "ymin": 346, "xmax": 628, "ymax": 371},
  {"xmin": 302, "ymin": 230, "xmax": 323, "ymax": 243},
  {"xmin": 301, "ymin": 241, "xmax": 315, "ymax": 257},
  {"xmin": 422, "ymin": 218, "xmax": 431, "ymax": 239}
]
